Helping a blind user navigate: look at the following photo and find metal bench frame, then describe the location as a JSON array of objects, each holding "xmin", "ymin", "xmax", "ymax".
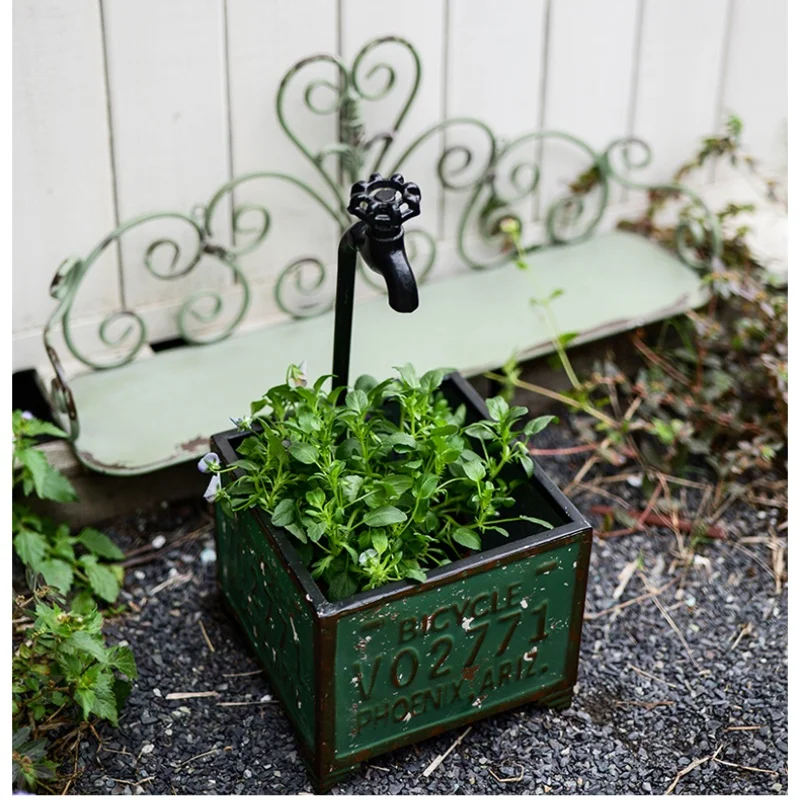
[{"xmin": 43, "ymin": 35, "xmax": 720, "ymax": 463}]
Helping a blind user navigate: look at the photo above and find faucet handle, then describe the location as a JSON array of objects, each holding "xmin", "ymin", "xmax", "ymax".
[{"xmin": 348, "ymin": 173, "xmax": 421, "ymax": 237}]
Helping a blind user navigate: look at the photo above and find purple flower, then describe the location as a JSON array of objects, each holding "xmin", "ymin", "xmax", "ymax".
[
  {"xmin": 197, "ymin": 452, "xmax": 220, "ymax": 474},
  {"xmin": 287, "ymin": 360, "xmax": 309, "ymax": 388},
  {"xmin": 21, "ymin": 411, "xmax": 34, "ymax": 421},
  {"xmin": 203, "ymin": 474, "xmax": 221, "ymax": 503}
]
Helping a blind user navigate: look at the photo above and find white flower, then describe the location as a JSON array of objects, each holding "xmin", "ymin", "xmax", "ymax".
[
  {"xmin": 21, "ymin": 411, "xmax": 34, "ymax": 420},
  {"xmin": 287, "ymin": 360, "xmax": 308, "ymax": 388},
  {"xmin": 230, "ymin": 415, "xmax": 253, "ymax": 430},
  {"xmin": 197, "ymin": 452, "xmax": 220, "ymax": 474},
  {"xmin": 358, "ymin": 548, "xmax": 378, "ymax": 565},
  {"xmin": 203, "ymin": 474, "xmax": 221, "ymax": 503}
]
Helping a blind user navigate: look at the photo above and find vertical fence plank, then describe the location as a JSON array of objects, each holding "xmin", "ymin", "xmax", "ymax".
[
  {"xmin": 630, "ymin": 0, "xmax": 729, "ymax": 186},
  {"xmin": 224, "ymin": 0, "xmax": 339, "ymax": 323},
  {"xmin": 541, "ymin": 0, "xmax": 640, "ymax": 209},
  {"xmin": 444, "ymin": 0, "xmax": 548, "ymax": 242},
  {"xmin": 102, "ymin": 0, "xmax": 232, "ymax": 339},
  {"xmin": 718, "ymin": 0, "xmax": 787, "ymax": 184},
  {"xmin": 341, "ymin": 0, "xmax": 446, "ymax": 246},
  {"xmin": 12, "ymin": 0, "xmax": 119, "ymax": 368}
]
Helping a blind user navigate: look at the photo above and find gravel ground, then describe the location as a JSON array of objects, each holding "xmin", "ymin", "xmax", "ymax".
[{"xmin": 70, "ymin": 424, "xmax": 787, "ymax": 795}]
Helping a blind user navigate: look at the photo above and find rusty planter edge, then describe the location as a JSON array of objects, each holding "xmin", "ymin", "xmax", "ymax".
[{"xmin": 211, "ymin": 373, "xmax": 592, "ymax": 792}]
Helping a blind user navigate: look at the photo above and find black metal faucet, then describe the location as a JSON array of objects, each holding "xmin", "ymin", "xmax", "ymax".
[{"xmin": 332, "ymin": 173, "xmax": 421, "ymax": 395}]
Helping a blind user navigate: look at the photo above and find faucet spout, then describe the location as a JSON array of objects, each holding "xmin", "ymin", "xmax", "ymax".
[{"xmin": 359, "ymin": 231, "xmax": 419, "ymax": 313}]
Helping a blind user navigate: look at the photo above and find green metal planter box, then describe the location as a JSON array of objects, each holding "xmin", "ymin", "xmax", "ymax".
[{"xmin": 212, "ymin": 373, "xmax": 592, "ymax": 792}]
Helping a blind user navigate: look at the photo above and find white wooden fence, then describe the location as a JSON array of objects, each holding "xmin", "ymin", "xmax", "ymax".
[{"xmin": 13, "ymin": 0, "xmax": 787, "ymax": 371}]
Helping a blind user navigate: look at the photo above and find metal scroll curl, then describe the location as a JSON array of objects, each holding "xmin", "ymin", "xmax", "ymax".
[
  {"xmin": 276, "ymin": 35, "xmax": 421, "ymax": 206},
  {"xmin": 274, "ymin": 257, "xmax": 333, "ymax": 318},
  {"xmin": 42, "ymin": 212, "xmax": 253, "ymax": 372},
  {"xmin": 457, "ymin": 131, "xmax": 610, "ymax": 269},
  {"xmin": 602, "ymin": 137, "xmax": 722, "ymax": 270}
]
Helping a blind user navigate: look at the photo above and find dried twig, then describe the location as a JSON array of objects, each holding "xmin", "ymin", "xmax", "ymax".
[
  {"xmin": 165, "ymin": 691, "xmax": 219, "ymax": 701},
  {"xmin": 589, "ymin": 505, "xmax": 727, "ymax": 539},
  {"xmin": 628, "ymin": 663, "xmax": 680, "ymax": 690},
  {"xmin": 222, "ymin": 670, "xmax": 263, "ymax": 678},
  {"xmin": 198, "ymin": 619, "xmax": 216, "ymax": 653},
  {"xmin": 217, "ymin": 699, "xmax": 276, "ymax": 707},
  {"xmin": 712, "ymin": 755, "xmax": 778, "ymax": 776},
  {"xmin": 665, "ymin": 744, "xmax": 724, "ymax": 794},
  {"xmin": 149, "ymin": 571, "xmax": 193, "ymax": 596},
  {"xmin": 488, "ymin": 765, "xmax": 525, "ymax": 783},
  {"xmin": 422, "ymin": 726, "xmax": 472, "ymax": 778},
  {"xmin": 584, "ymin": 577, "xmax": 678, "ymax": 620},
  {"xmin": 644, "ymin": 576, "xmax": 700, "ymax": 669}
]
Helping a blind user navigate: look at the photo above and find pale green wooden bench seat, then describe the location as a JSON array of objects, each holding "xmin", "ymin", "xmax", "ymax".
[{"xmin": 56, "ymin": 231, "xmax": 704, "ymax": 475}]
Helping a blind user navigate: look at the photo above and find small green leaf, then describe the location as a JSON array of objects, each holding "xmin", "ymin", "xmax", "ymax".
[
  {"xmin": 385, "ymin": 432, "xmax": 417, "ymax": 452},
  {"xmin": 414, "ymin": 473, "xmax": 439, "ymax": 500},
  {"xmin": 394, "ymin": 363, "xmax": 420, "ymax": 388},
  {"xmin": 383, "ymin": 474, "xmax": 413, "ymax": 496},
  {"xmin": 67, "ymin": 630, "xmax": 108, "ymax": 663},
  {"xmin": 464, "ymin": 422, "xmax": 495, "ymax": 440},
  {"xmin": 453, "ymin": 528, "xmax": 482, "ymax": 550},
  {"xmin": 306, "ymin": 521, "xmax": 326, "ymax": 543},
  {"xmin": 75, "ymin": 687, "xmax": 96, "ymax": 720},
  {"xmin": 405, "ymin": 567, "xmax": 427, "ymax": 583},
  {"xmin": 420, "ymin": 368, "xmax": 450, "ymax": 393},
  {"xmin": 518, "ymin": 454, "xmax": 534, "ymax": 477},
  {"xmin": 524, "ymin": 415, "xmax": 557, "ymax": 437},
  {"xmin": 305, "ymin": 488, "xmax": 326, "ymax": 509},
  {"xmin": 289, "ymin": 442, "xmax": 318, "ymax": 464},
  {"xmin": 371, "ymin": 530, "xmax": 389, "ymax": 555},
  {"xmin": 16, "ymin": 448, "xmax": 77, "ymax": 502},
  {"xmin": 354, "ymin": 374, "xmax": 377, "ymax": 393},
  {"xmin": 363, "ymin": 506, "xmax": 407, "ymax": 527},
  {"xmin": 39, "ymin": 559, "xmax": 74, "ymax": 594},
  {"xmin": 341, "ymin": 475, "xmax": 364, "ymax": 502},
  {"xmin": 283, "ymin": 523, "xmax": 308, "ymax": 543},
  {"xmin": 485, "ymin": 395, "xmax": 509, "ymax": 422},
  {"xmin": 110, "ymin": 646, "xmax": 138, "ymax": 679},
  {"xmin": 520, "ymin": 515, "xmax": 554, "ymax": 529},
  {"xmin": 71, "ymin": 592, "xmax": 96, "ymax": 615},
  {"xmin": 328, "ymin": 572, "xmax": 358, "ymax": 600},
  {"xmin": 13, "ymin": 530, "xmax": 48, "ymax": 571},
  {"xmin": 77, "ymin": 529, "xmax": 124, "ymax": 561},
  {"xmin": 20, "ymin": 418, "xmax": 70, "ymax": 439},
  {"xmin": 84, "ymin": 561, "xmax": 121, "ymax": 603},
  {"xmin": 462, "ymin": 459, "xmax": 486, "ymax": 482},
  {"xmin": 271, "ymin": 498, "xmax": 295, "ymax": 527},
  {"xmin": 345, "ymin": 389, "xmax": 369, "ymax": 413}
]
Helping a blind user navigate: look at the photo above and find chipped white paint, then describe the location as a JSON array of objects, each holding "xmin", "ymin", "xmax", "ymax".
[
  {"xmin": 403, "ymin": 712, "xmax": 412, "ymax": 722},
  {"xmin": 289, "ymin": 615, "xmax": 299, "ymax": 643},
  {"xmin": 523, "ymin": 646, "xmax": 538, "ymax": 662},
  {"xmin": 520, "ymin": 598, "xmax": 529, "ymax": 609},
  {"xmin": 461, "ymin": 616, "xmax": 474, "ymax": 632}
]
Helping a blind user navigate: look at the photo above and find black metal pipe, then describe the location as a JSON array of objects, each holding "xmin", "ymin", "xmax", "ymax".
[{"xmin": 332, "ymin": 222, "xmax": 366, "ymax": 395}]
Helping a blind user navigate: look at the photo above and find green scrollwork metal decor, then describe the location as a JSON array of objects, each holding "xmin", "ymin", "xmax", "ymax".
[{"xmin": 43, "ymin": 34, "xmax": 721, "ymax": 442}]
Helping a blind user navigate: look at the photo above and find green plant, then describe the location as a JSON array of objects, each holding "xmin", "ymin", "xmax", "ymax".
[
  {"xmin": 492, "ymin": 115, "xmax": 787, "ymax": 503},
  {"xmin": 12, "ymin": 593, "xmax": 138, "ymax": 731},
  {"xmin": 12, "ymin": 727, "xmax": 57, "ymax": 790},
  {"xmin": 12, "ymin": 412, "xmax": 126, "ymax": 604},
  {"xmin": 209, "ymin": 365, "xmax": 555, "ymax": 599},
  {"xmin": 12, "ymin": 412, "xmax": 135, "ymax": 791}
]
